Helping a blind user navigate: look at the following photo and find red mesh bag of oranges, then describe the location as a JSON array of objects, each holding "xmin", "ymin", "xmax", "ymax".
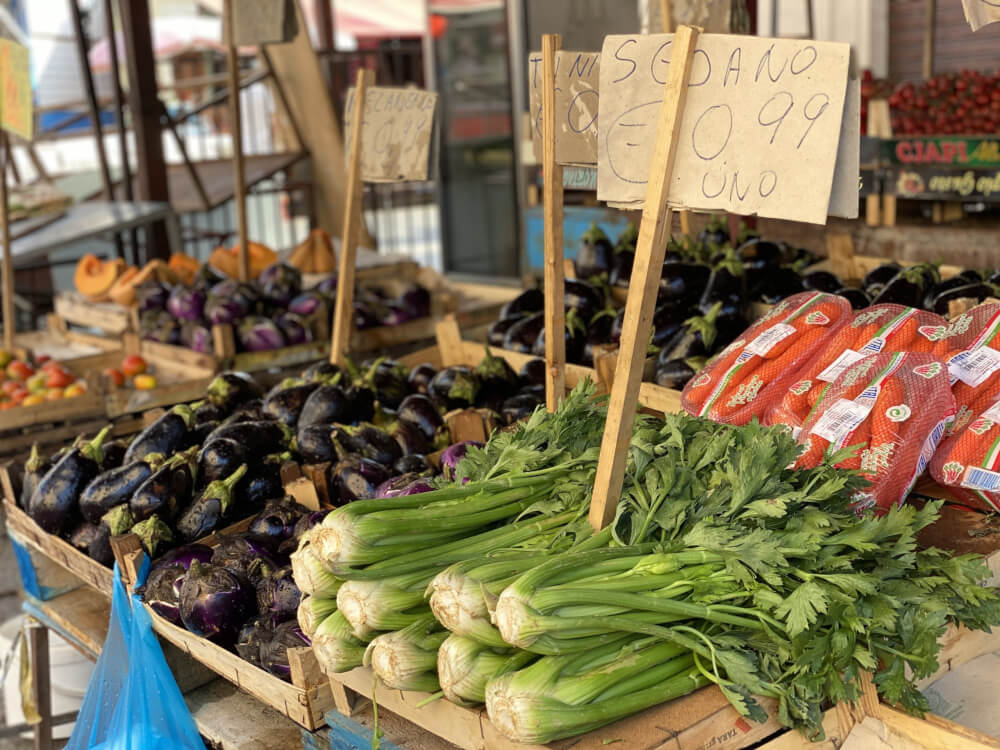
[
  {"xmin": 767, "ymin": 304, "xmax": 949, "ymax": 432},
  {"xmin": 681, "ymin": 291, "xmax": 852, "ymax": 425},
  {"xmin": 794, "ymin": 351, "xmax": 955, "ymax": 513}
]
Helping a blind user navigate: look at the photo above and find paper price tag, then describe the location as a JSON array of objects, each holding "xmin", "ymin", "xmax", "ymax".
[
  {"xmin": 527, "ymin": 51, "xmax": 600, "ymax": 166},
  {"xmin": 744, "ymin": 323, "xmax": 796, "ymax": 357},
  {"xmin": 811, "ymin": 398, "xmax": 871, "ymax": 445},
  {"xmin": 949, "ymin": 346, "xmax": 1000, "ymax": 388},
  {"xmin": 344, "ymin": 87, "xmax": 437, "ymax": 182},
  {"xmin": 961, "ymin": 0, "xmax": 1000, "ymax": 31},
  {"xmin": 0, "ymin": 40, "xmax": 32, "ymax": 140},
  {"xmin": 817, "ymin": 348, "xmax": 866, "ymax": 383}
]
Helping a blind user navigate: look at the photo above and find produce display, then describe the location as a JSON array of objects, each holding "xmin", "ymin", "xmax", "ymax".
[
  {"xmin": 0, "ymin": 351, "xmax": 89, "ymax": 410},
  {"xmin": 297, "ymin": 381, "xmax": 1000, "ymax": 742}
]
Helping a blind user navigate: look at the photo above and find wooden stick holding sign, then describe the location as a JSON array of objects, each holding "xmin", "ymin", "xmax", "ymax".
[
  {"xmin": 330, "ymin": 68, "xmax": 374, "ymax": 366},
  {"xmin": 541, "ymin": 34, "xmax": 566, "ymax": 412},
  {"xmin": 225, "ymin": 0, "xmax": 250, "ymax": 281},
  {"xmin": 657, "ymin": 0, "xmax": 694, "ymax": 239},
  {"xmin": 588, "ymin": 25, "xmax": 699, "ymax": 531},
  {"xmin": 1, "ymin": 133, "xmax": 12, "ymax": 350}
]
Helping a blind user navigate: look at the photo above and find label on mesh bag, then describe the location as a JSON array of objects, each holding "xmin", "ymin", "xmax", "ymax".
[
  {"xmin": 949, "ymin": 346, "xmax": 1000, "ymax": 388},
  {"xmin": 900, "ymin": 409, "xmax": 955, "ymax": 508},
  {"xmin": 810, "ymin": 398, "xmax": 872, "ymax": 445},
  {"xmin": 744, "ymin": 323, "xmax": 796, "ymax": 357},
  {"xmin": 817, "ymin": 349, "xmax": 866, "ymax": 383}
]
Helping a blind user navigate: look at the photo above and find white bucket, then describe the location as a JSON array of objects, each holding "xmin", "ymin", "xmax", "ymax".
[{"xmin": 0, "ymin": 616, "xmax": 94, "ymax": 739}]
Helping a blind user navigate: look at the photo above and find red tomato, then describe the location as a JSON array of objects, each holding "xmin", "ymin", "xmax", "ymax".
[
  {"xmin": 121, "ymin": 355, "xmax": 147, "ymax": 377},
  {"xmin": 103, "ymin": 368, "xmax": 125, "ymax": 387},
  {"xmin": 5, "ymin": 360, "xmax": 34, "ymax": 381},
  {"xmin": 45, "ymin": 369, "xmax": 74, "ymax": 389}
]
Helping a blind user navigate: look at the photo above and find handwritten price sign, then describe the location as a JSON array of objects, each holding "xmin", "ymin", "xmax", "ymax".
[
  {"xmin": 527, "ymin": 50, "xmax": 600, "ymax": 165},
  {"xmin": 597, "ymin": 34, "xmax": 854, "ymax": 225},
  {"xmin": 344, "ymin": 87, "xmax": 437, "ymax": 182},
  {"xmin": 0, "ymin": 40, "xmax": 32, "ymax": 141},
  {"xmin": 961, "ymin": 0, "xmax": 1000, "ymax": 31}
]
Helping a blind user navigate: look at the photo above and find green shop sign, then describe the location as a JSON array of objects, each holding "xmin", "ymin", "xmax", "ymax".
[{"xmin": 882, "ymin": 137, "xmax": 1000, "ymax": 167}]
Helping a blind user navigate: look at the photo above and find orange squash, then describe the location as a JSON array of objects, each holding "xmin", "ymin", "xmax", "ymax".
[
  {"xmin": 208, "ymin": 242, "xmax": 277, "ymax": 279},
  {"xmin": 74, "ymin": 255, "xmax": 126, "ymax": 301},
  {"xmin": 168, "ymin": 252, "xmax": 200, "ymax": 286},
  {"xmin": 108, "ymin": 266, "xmax": 140, "ymax": 306},
  {"xmin": 288, "ymin": 229, "xmax": 335, "ymax": 273}
]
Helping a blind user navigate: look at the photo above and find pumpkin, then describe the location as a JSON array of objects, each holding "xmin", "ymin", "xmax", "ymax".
[
  {"xmin": 288, "ymin": 229, "xmax": 336, "ymax": 274},
  {"xmin": 108, "ymin": 266, "xmax": 140, "ymax": 306},
  {"xmin": 74, "ymin": 255, "xmax": 126, "ymax": 301},
  {"xmin": 208, "ymin": 242, "xmax": 277, "ymax": 279},
  {"xmin": 168, "ymin": 252, "xmax": 200, "ymax": 286}
]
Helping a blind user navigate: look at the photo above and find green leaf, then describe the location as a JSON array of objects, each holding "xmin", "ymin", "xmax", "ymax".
[{"xmin": 775, "ymin": 582, "xmax": 829, "ymax": 637}]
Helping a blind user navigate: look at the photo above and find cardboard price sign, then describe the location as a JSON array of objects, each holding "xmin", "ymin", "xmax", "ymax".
[
  {"xmin": 528, "ymin": 50, "xmax": 600, "ymax": 165},
  {"xmin": 230, "ymin": 0, "xmax": 298, "ymax": 44},
  {"xmin": 344, "ymin": 86, "xmax": 437, "ymax": 182},
  {"xmin": 0, "ymin": 39, "xmax": 31, "ymax": 140},
  {"xmin": 962, "ymin": 0, "xmax": 1000, "ymax": 31},
  {"xmin": 597, "ymin": 34, "xmax": 857, "ymax": 225}
]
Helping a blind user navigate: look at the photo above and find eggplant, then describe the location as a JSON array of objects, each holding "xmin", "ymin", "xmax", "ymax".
[
  {"xmin": 801, "ymin": 271, "xmax": 843, "ymax": 294},
  {"xmin": 100, "ymin": 440, "xmax": 128, "ymax": 471},
  {"xmin": 260, "ymin": 621, "xmax": 311, "ymax": 680},
  {"xmin": 503, "ymin": 312, "xmax": 545, "ymax": 354},
  {"xmin": 488, "ymin": 317, "xmax": 522, "ymax": 348},
  {"xmin": 193, "ymin": 401, "xmax": 227, "ymax": 425},
  {"xmin": 206, "ymin": 371, "xmax": 264, "ymax": 412},
  {"xmin": 79, "ymin": 453, "xmax": 165, "ymax": 523},
  {"xmin": 564, "ymin": 279, "xmax": 604, "ymax": 321},
  {"xmin": 654, "ymin": 357, "xmax": 706, "ymax": 390},
  {"xmin": 440, "ymin": 441, "xmax": 483, "ymax": 482},
  {"xmin": 406, "ymin": 363, "xmax": 436, "ymax": 395},
  {"xmin": 179, "ymin": 561, "xmax": 254, "ymax": 643},
  {"xmin": 737, "ymin": 238, "xmax": 783, "ymax": 270},
  {"xmin": 256, "ymin": 566, "xmax": 301, "ymax": 618},
  {"xmin": 374, "ymin": 473, "xmax": 435, "ymax": 498},
  {"xmin": 289, "ymin": 291, "xmax": 324, "ymax": 317},
  {"xmin": 389, "ymin": 419, "xmax": 433, "ymax": 456},
  {"xmin": 610, "ymin": 224, "xmax": 638, "ymax": 287},
  {"xmin": 330, "ymin": 456, "xmax": 390, "ymax": 503},
  {"xmin": 531, "ymin": 309, "xmax": 586, "ymax": 364},
  {"xmin": 393, "ymin": 454, "xmax": 434, "ymax": 477},
  {"xmin": 206, "ymin": 420, "xmax": 294, "ymax": 460},
  {"xmin": 181, "ymin": 321, "xmax": 213, "ymax": 354},
  {"xmin": 241, "ymin": 454, "xmax": 288, "ymax": 509},
  {"xmin": 659, "ymin": 262, "xmax": 711, "ymax": 304},
  {"xmin": 275, "ymin": 312, "xmax": 313, "ymax": 346},
  {"xmin": 476, "ymin": 349, "xmax": 519, "ymax": 406},
  {"xmin": 167, "ymin": 285, "xmax": 206, "ymax": 321},
  {"xmin": 19, "ymin": 444, "xmax": 50, "ymax": 510},
  {"xmin": 130, "ymin": 447, "xmax": 198, "ymax": 522},
  {"xmin": 502, "ymin": 393, "xmax": 543, "ymax": 425},
  {"xmin": 136, "ymin": 282, "xmax": 169, "ymax": 312},
  {"xmin": 175, "ymin": 465, "xmax": 248, "ymax": 543},
  {"xmin": 924, "ymin": 276, "xmax": 979, "ymax": 310},
  {"xmin": 366, "ymin": 359, "xmax": 410, "ymax": 410},
  {"xmin": 157, "ymin": 544, "xmax": 213, "ymax": 568},
  {"xmin": 292, "ymin": 510, "xmax": 330, "ymax": 541},
  {"xmin": 194, "ymin": 264, "xmax": 226, "ymax": 290},
  {"xmin": 124, "ymin": 404, "xmax": 195, "ymax": 465},
  {"xmin": 199, "ymin": 439, "xmax": 247, "ymax": 487},
  {"xmin": 259, "ymin": 262, "xmax": 302, "ymax": 307},
  {"xmin": 428, "ymin": 366, "xmax": 480, "ymax": 410},
  {"xmin": 345, "ymin": 385, "xmax": 376, "ymax": 424},
  {"xmin": 132, "ymin": 516, "xmax": 174, "ymax": 559},
  {"xmin": 931, "ymin": 283, "xmax": 998, "ymax": 316},
  {"xmin": 498, "ymin": 288, "xmax": 543, "ymax": 321},
  {"xmin": 236, "ymin": 615, "xmax": 274, "ymax": 667},
  {"xmin": 249, "ymin": 500, "xmax": 306, "ymax": 547},
  {"xmin": 658, "ymin": 303, "xmax": 722, "ymax": 365},
  {"xmin": 263, "ymin": 382, "xmax": 320, "ymax": 426},
  {"xmin": 698, "ymin": 217, "xmax": 729, "ymax": 246},
  {"xmin": 348, "ymin": 425, "xmax": 403, "ymax": 467},
  {"xmin": 211, "ymin": 534, "xmax": 278, "ymax": 586},
  {"xmin": 756, "ymin": 267, "xmax": 806, "ymax": 304},
  {"xmin": 519, "ymin": 358, "xmax": 546, "ymax": 388},
  {"xmin": 574, "ymin": 224, "xmax": 614, "ymax": 279},
  {"xmin": 837, "ymin": 287, "xmax": 871, "ymax": 310},
  {"xmin": 303, "ymin": 361, "xmax": 341, "ymax": 383},
  {"xmin": 646, "ymin": 302, "xmax": 694, "ymax": 349},
  {"xmin": 140, "ymin": 562, "xmax": 188, "ymax": 624},
  {"xmin": 863, "ymin": 263, "xmax": 902, "ymax": 291},
  {"xmin": 28, "ymin": 426, "xmax": 111, "ymax": 534},
  {"xmin": 959, "ymin": 269, "xmax": 984, "ymax": 283},
  {"xmin": 399, "ymin": 284, "xmax": 431, "ymax": 319},
  {"xmin": 185, "ymin": 420, "xmax": 219, "ymax": 449},
  {"xmin": 872, "ymin": 268, "xmax": 927, "ymax": 307},
  {"xmin": 68, "ymin": 521, "xmax": 113, "ymax": 566},
  {"xmin": 239, "ymin": 316, "xmax": 286, "ymax": 352},
  {"xmin": 225, "ymin": 399, "xmax": 268, "ymax": 425},
  {"xmin": 297, "ymin": 386, "xmax": 350, "ymax": 429},
  {"xmin": 297, "ymin": 423, "xmax": 338, "ymax": 464},
  {"xmin": 205, "ymin": 298, "xmax": 247, "ymax": 327}
]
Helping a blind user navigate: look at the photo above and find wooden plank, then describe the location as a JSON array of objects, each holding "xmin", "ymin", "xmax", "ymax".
[
  {"xmin": 0, "ymin": 389, "xmax": 106, "ymax": 431},
  {"xmin": 225, "ymin": 0, "xmax": 250, "ymax": 281},
  {"xmin": 825, "ymin": 233, "xmax": 857, "ymax": 280},
  {"xmin": 24, "ymin": 587, "xmax": 109, "ymax": 657},
  {"xmin": 881, "ymin": 706, "xmax": 1000, "ymax": 750},
  {"xmin": 435, "ymin": 316, "xmax": 465, "ymax": 368},
  {"xmin": 331, "ymin": 68, "xmax": 373, "ymax": 367},
  {"xmin": 589, "ymin": 25, "xmax": 699, "ymax": 531},
  {"xmin": 54, "ymin": 292, "xmax": 133, "ymax": 334},
  {"xmin": 456, "ymin": 340, "xmax": 597, "ymax": 390},
  {"xmin": 637, "ymin": 381, "xmax": 684, "ymax": 414},
  {"xmin": 541, "ymin": 33, "xmax": 565, "ymax": 412},
  {"xmin": 2, "ymin": 133, "xmax": 13, "ymax": 350}
]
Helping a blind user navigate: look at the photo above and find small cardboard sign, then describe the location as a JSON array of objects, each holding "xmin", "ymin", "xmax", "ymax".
[
  {"xmin": 344, "ymin": 86, "xmax": 438, "ymax": 182},
  {"xmin": 527, "ymin": 50, "xmax": 600, "ymax": 165},
  {"xmin": 961, "ymin": 0, "xmax": 1000, "ymax": 31},
  {"xmin": 642, "ymin": 0, "xmax": 740, "ymax": 34},
  {"xmin": 0, "ymin": 39, "xmax": 31, "ymax": 140},
  {"xmin": 230, "ymin": 0, "xmax": 298, "ymax": 45},
  {"xmin": 597, "ymin": 33, "xmax": 854, "ymax": 225}
]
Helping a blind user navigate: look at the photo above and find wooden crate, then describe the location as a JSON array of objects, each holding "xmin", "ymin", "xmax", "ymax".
[{"xmin": 54, "ymin": 292, "xmax": 134, "ymax": 335}]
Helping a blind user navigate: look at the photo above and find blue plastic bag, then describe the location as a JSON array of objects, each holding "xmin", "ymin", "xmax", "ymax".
[
  {"xmin": 69, "ymin": 561, "xmax": 205, "ymax": 750},
  {"xmin": 65, "ymin": 564, "xmax": 132, "ymax": 750}
]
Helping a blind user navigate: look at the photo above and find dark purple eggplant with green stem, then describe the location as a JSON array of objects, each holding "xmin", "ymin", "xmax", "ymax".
[
  {"xmin": 124, "ymin": 404, "xmax": 195, "ymax": 464},
  {"xmin": 131, "ymin": 516, "xmax": 174, "ymax": 559},
  {"xmin": 175, "ymin": 464, "xmax": 248, "ymax": 543},
  {"xmin": 179, "ymin": 561, "xmax": 254, "ymax": 643},
  {"xmin": 78, "ymin": 452, "xmax": 166, "ymax": 523},
  {"xmin": 28, "ymin": 426, "xmax": 112, "ymax": 534},
  {"xmin": 130, "ymin": 447, "xmax": 198, "ymax": 522}
]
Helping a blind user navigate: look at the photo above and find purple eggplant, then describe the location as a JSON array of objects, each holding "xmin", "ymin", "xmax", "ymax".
[
  {"xmin": 276, "ymin": 312, "xmax": 312, "ymax": 346},
  {"xmin": 199, "ymin": 439, "xmax": 247, "ymax": 487},
  {"xmin": 193, "ymin": 264, "xmax": 226, "ymax": 290},
  {"xmin": 375, "ymin": 473, "xmax": 435, "ymax": 498},
  {"xmin": 440, "ymin": 441, "xmax": 483, "ymax": 482},
  {"xmin": 187, "ymin": 420, "xmax": 219, "ymax": 449},
  {"xmin": 130, "ymin": 447, "xmax": 198, "ymax": 522},
  {"xmin": 756, "ymin": 267, "xmax": 806, "ymax": 305},
  {"xmin": 303, "ymin": 361, "xmax": 341, "ymax": 382},
  {"xmin": 365, "ymin": 359, "xmax": 410, "ymax": 409},
  {"xmin": 259, "ymin": 262, "xmax": 302, "ymax": 307},
  {"xmin": 345, "ymin": 386, "xmax": 376, "ymax": 423},
  {"xmin": 298, "ymin": 385, "xmax": 351, "ymax": 427},
  {"xmin": 313, "ymin": 275, "xmax": 338, "ymax": 295},
  {"xmin": 259, "ymin": 620, "xmax": 311, "ymax": 680},
  {"xmin": 238, "ymin": 316, "xmax": 286, "ymax": 352},
  {"xmin": 349, "ymin": 425, "xmax": 403, "ymax": 467},
  {"xmin": 801, "ymin": 271, "xmax": 843, "ymax": 294},
  {"xmin": 499, "ymin": 288, "xmax": 543, "ymax": 320},
  {"xmin": 156, "ymin": 544, "xmax": 213, "ymax": 569},
  {"xmin": 124, "ymin": 404, "xmax": 195, "ymax": 465},
  {"xmin": 100, "ymin": 440, "xmax": 128, "ymax": 472},
  {"xmin": 175, "ymin": 465, "xmax": 248, "ymax": 542},
  {"xmin": 389, "ymin": 419, "xmax": 433, "ymax": 456},
  {"xmin": 397, "ymin": 394, "xmax": 444, "ymax": 444},
  {"xmin": 205, "ymin": 299, "xmax": 246, "ymax": 326},
  {"xmin": 205, "ymin": 371, "xmax": 263, "ymax": 412},
  {"xmin": 166, "ymin": 285, "xmax": 206, "ymax": 321},
  {"xmin": 68, "ymin": 521, "xmax": 113, "ymax": 566},
  {"xmin": 610, "ymin": 224, "xmax": 638, "ymax": 287},
  {"xmin": 180, "ymin": 321, "xmax": 213, "ymax": 353},
  {"xmin": 488, "ymin": 317, "xmax": 522, "ymax": 347},
  {"xmin": 519, "ymin": 358, "xmax": 546, "ymax": 388},
  {"xmin": 655, "ymin": 357, "xmax": 705, "ymax": 391},
  {"xmin": 837, "ymin": 287, "xmax": 871, "ymax": 310},
  {"xmin": 503, "ymin": 312, "xmax": 544, "ymax": 354},
  {"xmin": 256, "ymin": 566, "xmax": 301, "ymax": 618},
  {"xmin": 179, "ymin": 561, "xmax": 254, "ymax": 643},
  {"xmin": 476, "ymin": 348, "xmax": 519, "ymax": 405},
  {"xmin": 248, "ymin": 500, "xmax": 306, "ymax": 547},
  {"xmin": 211, "ymin": 534, "xmax": 279, "ymax": 586},
  {"xmin": 206, "ymin": 420, "xmax": 294, "ymax": 459},
  {"xmin": 399, "ymin": 284, "xmax": 431, "ymax": 319},
  {"xmin": 137, "ymin": 282, "xmax": 170, "ymax": 312},
  {"xmin": 132, "ymin": 516, "xmax": 174, "ymax": 559},
  {"xmin": 79, "ymin": 452, "xmax": 165, "ymax": 523},
  {"xmin": 564, "ymin": 279, "xmax": 603, "ymax": 321},
  {"xmin": 330, "ymin": 456, "xmax": 390, "ymax": 503},
  {"xmin": 428, "ymin": 366, "xmax": 480, "ymax": 410},
  {"xmin": 264, "ymin": 382, "xmax": 321, "ymax": 426},
  {"xmin": 194, "ymin": 401, "xmax": 226, "ymax": 425},
  {"xmin": 241, "ymin": 454, "xmax": 288, "ymax": 509},
  {"xmin": 501, "ymin": 393, "xmax": 543, "ymax": 425},
  {"xmin": 140, "ymin": 562, "xmax": 188, "ymax": 624},
  {"xmin": 142, "ymin": 319, "xmax": 181, "ymax": 345},
  {"xmin": 292, "ymin": 510, "xmax": 330, "ymax": 540},
  {"xmin": 297, "ymin": 423, "xmax": 338, "ymax": 464},
  {"xmin": 236, "ymin": 615, "xmax": 274, "ymax": 667},
  {"xmin": 393, "ymin": 453, "xmax": 434, "ymax": 477},
  {"xmin": 289, "ymin": 292, "xmax": 324, "ymax": 317},
  {"xmin": 28, "ymin": 426, "xmax": 111, "ymax": 534},
  {"xmin": 574, "ymin": 223, "xmax": 614, "ymax": 279}
]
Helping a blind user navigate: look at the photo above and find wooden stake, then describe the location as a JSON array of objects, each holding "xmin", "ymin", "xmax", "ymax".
[
  {"xmin": 542, "ymin": 34, "xmax": 565, "ymax": 412},
  {"xmin": 330, "ymin": 68, "xmax": 373, "ymax": 366},
  {"xmin": 923, "ymin": 0, "xmax": 936, "ymax": 80},
  {"xmin": 657, "ymin": 0, "xmax": 693, "ymax": 241},
  {"xmin": 1, "ymin": 133, "xmax": 13, "ymax": 350},
  {"xmin": 226, "ymin": 0, "xmax": 250, "ymax": 281},
  {"xmin": 588, "ymin": 25, "xmax": 699, "ymax": 531}
]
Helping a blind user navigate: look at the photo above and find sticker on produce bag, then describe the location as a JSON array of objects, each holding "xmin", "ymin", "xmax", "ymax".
[
  {"xmin": 817, "ymin": 348, "xmax": 866, "ymax": 383},
  {"xmin": 982, "ymin": 399, "xmax": 1000, "ymax": 423},
  {"xmin": 962, "ymin": 467, "xmax": 1000, "ymax": 492},
  {"xmin": 744, "ymin": 323, "xmax": 796, "ymax": 357},
  {"xmin": 948, "ymin": 346, "xmax": 1000, "ymax": 387},
  {"xmin": 810, "ymin": 398, "xmax": 872, "ymax": 445}
]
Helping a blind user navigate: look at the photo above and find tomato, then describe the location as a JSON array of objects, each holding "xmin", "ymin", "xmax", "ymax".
[
  {"xmin": 34, "ymin": 354, "xmax": 51, "ymax": 367},
  {"xmin": 63, "ymin": 382, "xmax": 87, "ymax": 398},
  {"xmin": 121, "ymin": 355, "xmax": 147, "ymax": 377},
  {"xmin": 9, "ymin": 387, "xmax": 29, "ymax": 403},
  {"xmin": 45, "ymin": 369, "xmax": 74, "ymax": 389},
  {"xmin": 21, "ymin": 394, "xmax": 45, "ymax": 407},
  {"xmin": 25, "ymin": 372, "xmax": 48, "ymax": 393},
  {"xmin": 103, "ymin": 368, "xmax": 125, "ymax": 387},
  {"xmin": 40, "ymin": 360, "xmax": 62, "ymax": 372},
  {"xmin": 0, "ymin": 402, "xmax": 15, "ymax": 411},
  {"xmin": 46, "ymin": 388, "xmax": 64, "ymax": 400},
  {"xmin": 5, "ymin": 360, "xmax": 34, "ymax": 381},
  {"xmin": 1, "ymin": 380, "xmax": 20, "ymax": 396},
  {"xmin": 133, "ymin": 374, "xmax": 158, "ymax": 390}
]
